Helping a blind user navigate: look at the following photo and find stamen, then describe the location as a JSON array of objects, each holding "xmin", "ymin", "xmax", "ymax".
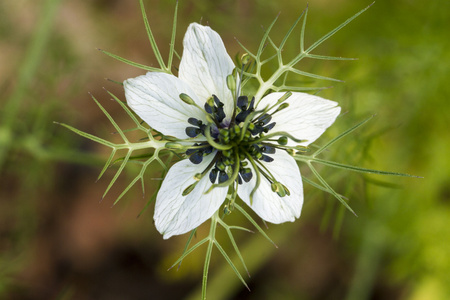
[
  {"xmin": 209, "ymin": 168, "xmax": 218, "ymax": 184},
  {"xmin": 277, "ymin": 136, "xmax": 288, "ymax": 145},
  {"xmin": 188, "ymin": 117, "xmax": 202, "ymax": 126},
  {"xmin": 186, "ymin": 127, "xmax": 201, "ymax": 137},
  {"xmin": 182, "ymin": 86, "xmax": 287, "ymax": 196},
  {"xmin": 189, "ymin": 151, "xmax": 203, "ymax": 164},
  {"xmin": 239, "ymin": 168, "xmax": 253, "ymax": 183},
  {"xmin": 260, "ymin": 155, "xmax": 274, "ymax": 162},
  {"xmin": 182, "ymin": 181, "xmax": 198, "ymax": 196},
  {"xmin": 237, "ymin": 96, "xmax": 248, "ymax": 110},
  {"xmin": 218, "ymin": 171, "xmax": 229, "ymax": 183},
  {"xmin": 179, "ymin": 93, "xmax": 196, "ymax": 105},
  {"xmin": 261, "ymin": 145, "xmax": 276, "ymax": 154},
  {"xmin": 204, "ymin": 124, "xmax": 233, "ymax": 151}
]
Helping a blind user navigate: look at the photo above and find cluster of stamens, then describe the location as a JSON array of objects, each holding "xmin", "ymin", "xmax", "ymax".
[{"xmin": 183, "ymin": 92, "xmax": 286, "ymax": 191}]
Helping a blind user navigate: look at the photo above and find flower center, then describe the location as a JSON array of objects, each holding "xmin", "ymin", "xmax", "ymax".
[{"xmin": 184, "ymin": 94, "xmax": 277, "ymax": 185}]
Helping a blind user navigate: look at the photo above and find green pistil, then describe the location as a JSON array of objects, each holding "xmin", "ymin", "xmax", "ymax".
[
  {"xmin": 204, "ymin": 124, "xmax": 233, "ymax": 151},
  {"xmin": 206, "ymin": 152, "xmax": 240, "ymax": 192},
  {"xmin": 244, "ymin": 152, "xmax": 261, "ymax": 205}
]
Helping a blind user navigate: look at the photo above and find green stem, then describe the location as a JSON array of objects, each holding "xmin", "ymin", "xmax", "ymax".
[{"xmin": 202, "ymin": 210, "xmax": 219, "ymax": 300}]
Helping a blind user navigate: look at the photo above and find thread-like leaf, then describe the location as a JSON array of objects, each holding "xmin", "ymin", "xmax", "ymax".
[
  {"xmin": 307, "ymin": 54, "xmax": 358, "ymax": 61},
  {"xmin": 169, "ymin": 237, "xmax": 209, "ymax": 271},
  {"xmin": 98, "ymin": 49, "xmax": 161, "ymax": 72},
  {"xmin": 90, "ymin": 93, "xmax": 129, "ymax": 143},
  {"xmin": 215, "ymin": 240, "xmax": 250, "ymax": 290},
  {"xmin": 306, "ymin": 2, "xmax": 374, "ymax": 54},
  {"xmin": 234, "ymin": 203, "xmax": 277, "ymax": 248},
  {"xmin": 288, "ymin": 68, "xmax": 343, "ymax": 82},
  {"xmin": 218, "ymin": 218, "xmax": 251, "ymax": 277},
  {"xmin": 302, "ymin": 176, "xmax": 348, "ymax": 200},
  {"xmin": 167, "ymin": 1, "xmax": 178, "ymax": 71},
  {"xmin": 55, "ymin": 122, "xmax": 115, "ymax": 148},
  {"xmin": 103, "ymin": 150, "xmax": 132, "ymax": 199},
  {"xmin": 257, "ymin": 14, "xmax": 279, "ymax": 58},
  {"xmin": 177, "ymin": 229, "xmax": 197, "ymax": 270},
  {"xmin": 139, "ymin": 0, "xmax": 168, "ymax": 72},
  {"xmin": 314, "ymin": 115, "xmax": 374, "ymax": 157},
  {"xmin": 312, "ymin": 158, "xmax": 422, "ymax": 178},
  {"xmin": 308, "ymin": 162, "xmax": 357, "ymax": 216}
]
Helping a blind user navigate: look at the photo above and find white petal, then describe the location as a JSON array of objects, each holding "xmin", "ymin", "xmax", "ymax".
[
  {"xmin": 179, "ymin": 23, "xmax": 235, "ymax": 119},
  {"xmin": 237, "ymin": 150, "xmax": 303, "ymax": 224},
  {"xmin": 124, "ymin": 72, "xmax": 206, "ymax": 139},
  {"xmin": 258, "ymin": 92, "xmax": 341, "ymax": 146},
  {"xmin": 154, "ymin": 154, "xmax": 228, "ymax": 239}
]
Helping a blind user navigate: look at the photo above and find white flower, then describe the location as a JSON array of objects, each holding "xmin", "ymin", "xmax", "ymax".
[{"xmin": 124, "ymin": 23, "xmax": 341, "ymax": 239}]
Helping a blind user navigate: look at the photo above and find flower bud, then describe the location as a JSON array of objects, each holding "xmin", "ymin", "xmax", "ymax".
[
  {"xmin": 179, "ymin": 93, "xmax": 195, "ymax": 105},
  {"xmin": 182, "ymin": 182, "xmax": 197, "ymax": 196},
  {"xmin": 241, "ymin": 53, "xmax": 251, "ymax": 65},
  {"xmin": 226, "ymin": 74, "xmax": 236, "ymax": 92},
  {"xmin": 165, "ymin": 142, "xmax": 185, "ymax": 149},
  {"xmin": 274, "ymin": 103, "xmax": 289, "ymax": 113},
  {"xmin": 277, "ymin": 91, "xmax": 292, "ymax": 104},
  {"xmin": 277, "ymin": 136, "xmax": 288, "ymax": 146}
]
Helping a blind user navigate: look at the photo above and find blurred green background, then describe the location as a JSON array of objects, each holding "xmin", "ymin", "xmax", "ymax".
[{"xmin": 1, "ymin": 0, "xmax": 449, "ymax": 299}]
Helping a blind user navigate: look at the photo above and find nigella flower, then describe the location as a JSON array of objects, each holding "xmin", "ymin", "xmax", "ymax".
[{"xmin": 124, "ymin": 23, "xmax": 340, "ymax": 239}]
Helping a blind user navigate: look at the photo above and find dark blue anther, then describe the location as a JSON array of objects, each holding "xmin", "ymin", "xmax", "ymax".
[
  {"xmin": 218, "ymin": 171, "xmax": 229, "ymax": 183},
  {"xmin": 209, "ymin": 168, "xmax": 218, "ymax": 184},
  {"xmin": 237, "ymin": 96, "xmax": 248, "ymax": 110},
  {"xmin": 186, "ymin": 148, "xmax": 197, "ymax": 155},
  {"xmin": 261, "ymin": 145, "xmax": 276, "ymax": 154},
  {"xmin": 189, "ymin": 151, "xmax": 203, "ymax": 164},
  {"xmin": 248, "ymin": 97, "xmax": 255, "ymax": 110},
  {"xmin": 203, "ymin": 146, "xmax": 214, "ymax": 155},
  {"xmin": 257, "ymin": 113, "xmax": 272, "ymax": 125},
  {"xmin": 263, "ymin": 122, "xmax": 276, "ymax": 133},
  {"xmin": 240, "ymin": 170, "xmax": 253, "ymax": 182},
  {"xmin": 204, "ymin": 102, "xmax": 213, "ymax": 114},
  {"xmin": 249, "ymin": 124, "xmax": 264, "ymax": 135},
  {"xmin": 188, "ymin": 117, "xmax": 202, "ymax": 126},
  {"xmin": 260, "ymin": 154, "xmax": 274, "ymax": 162},
  {"xmin": 235, "ymin": 111, "xmax": 249, "ymax": 123},
  {"xmin": 213, "ymin": 95, "xmax": 222, "ymax": 107},
  {"xmin": 186, "ymin": 127, "xmax": 201, "ymax": 137}
]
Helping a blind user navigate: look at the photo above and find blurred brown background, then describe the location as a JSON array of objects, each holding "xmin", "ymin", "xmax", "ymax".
[{"xmin": 1, "ymin": 0, "xmax": 449, "ymax": 299}]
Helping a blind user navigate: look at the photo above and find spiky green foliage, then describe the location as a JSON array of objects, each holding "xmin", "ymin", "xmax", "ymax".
[{"xmin": 60, "ymin": 2, "xmax": 420, "ymax": 299}]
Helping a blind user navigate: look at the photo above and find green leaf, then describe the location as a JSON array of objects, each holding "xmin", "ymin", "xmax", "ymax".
[
  {"xmin": 306, "ymin": 2, "xmax": 375, "ymax": 54},
  {"xmin": 167, "ymin": 1, "xmax": 178, "ymax": 71},
  {"xmin": 217, "ymin": 218, "xmax": 251, "ymax": 277},
  {"xmin": 234, "ymin": 203, "xmax": 277, "ymax": 248},
  {"xmin": 279, "ymin": 9, "xmax": 306, "ymax": 53},
  {"xmin": 288, "ymin": 67, "xmax": 343, "ymax": 82},
  {"xmin": 177, "ymin": 229, "xmax": 197, "ymax": 270},
  {"xmin": 139, "ymin": 0, "xmax": 169, "ymax": 72},
  {"xmin": 307, "ymin": 54, "xmax": 358, "ymax": 61},
  {"xmin": 312, "ymin": 158, "xmax": 422, "ymax": 178},
  {"xmin": 98, "ymin": 49, "xmax": 162, "ymax": 72},
  {"xmin": 314, "ymin": 115, "xmax": 374, "ymax": 157},
  {"xmin": 55, "ymin": 122, "xmax": 115, "ymax": 148},
  {"xmin": 257, "ymin": 14, "xmax": 279, "ymax": 58},
  {"xmin": 90, "ymin": 93, "xmax": 129, "ymax": 143},
  {"xmin": 103, "ymin": 150, "xmax": 132, "ymax": 200},
  {"xmin": 308, "ymin": 162, "xmax": 357, "ymax": 216},
  {"xmin": 302, "ymin": 176, "xmax": 348, "ymax": 200},
  {"xmin": 215, "ymin": 240, "xmax": 250, "ymax": 290},
  {"xmin": 169, "ymin": 237, "xmax": 210, "ymax": 271}
]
